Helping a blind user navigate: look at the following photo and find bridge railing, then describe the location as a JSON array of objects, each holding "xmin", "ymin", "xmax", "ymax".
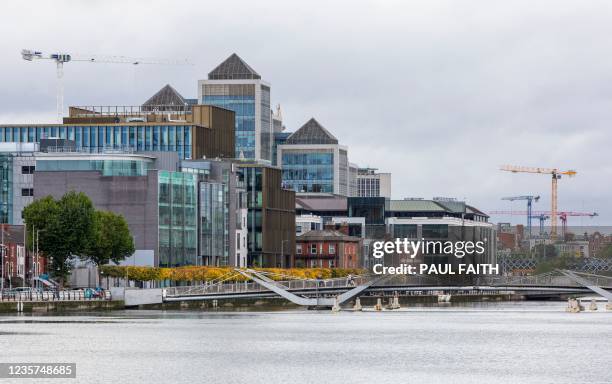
[
  {"xmin": 164, "ymin": 275, "xmax": 372, "ymax": 297},
  {"xmin": 162, "ymin": 271, "xmax": 612, "ymax": 298},
  {"xmin": 0, "ymin": 289, "xmax": 110, "ymax": 302}
]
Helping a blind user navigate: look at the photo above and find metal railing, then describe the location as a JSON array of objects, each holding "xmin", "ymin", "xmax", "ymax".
[
  {"xmin": 165, "ymin": 275, "xmax": 371, "ymax": 297},
  {"xmin": 70, "ymin": 105, "xmax": 192, "ymax": 120},
  {"xmin": 163, "ymin": 271, "xmax": 612, "ymax": 298},
  {"xmin": 0, "ymin": 290, "xmax": 110, "ymax": 302}
]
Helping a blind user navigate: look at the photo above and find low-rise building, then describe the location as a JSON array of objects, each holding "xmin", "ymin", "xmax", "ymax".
[
  {"xmin": 296, "ymin": 214, "xmax": 323, "ymax": 236},
  {"xmin": 295, "ymin": 228, "xmax": 360, "ymax": 269}
]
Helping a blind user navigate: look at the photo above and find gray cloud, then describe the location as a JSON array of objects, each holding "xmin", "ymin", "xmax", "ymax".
[{"xmin": 1, "ymin": 0, "xmax": 609, "ymax": 225}]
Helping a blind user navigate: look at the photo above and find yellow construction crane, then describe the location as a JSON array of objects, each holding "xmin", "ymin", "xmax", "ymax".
[{"xmin": 500, "ymin": 165, "xmax": 577, "ymax": 239}]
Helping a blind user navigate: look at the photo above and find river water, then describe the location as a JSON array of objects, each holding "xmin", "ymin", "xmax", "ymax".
[{"xmin": 0, "ymin": 301, "xmax": 611, "ymax": 384}]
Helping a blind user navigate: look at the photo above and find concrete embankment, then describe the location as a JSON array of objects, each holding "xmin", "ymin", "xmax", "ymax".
[
  {"xmin": 0, "ymin": 300, "xmax": 125, "ymax": 313},
  {"xmin": 136, "ymin": 293, "xmax": 516, "ymax": 311}
]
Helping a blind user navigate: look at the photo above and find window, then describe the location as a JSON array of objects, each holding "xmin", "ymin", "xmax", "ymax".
[
  {"xmin": 310, "ymin": 244, "xmax": 317, "ymax": 254},
  {"xmin": 21, "ymin": 188, "xmax": 34, "ymax": 197},
  {"xmin": 328, "ymin": 244, "xmax": 335, "ymax": 254},
  {"xmin": 236, "ymin": 233, "xmax": 241, "ymax": 250},
  {"xmin": 21, "ymin": 165, "xmax": 35, "ymax": 174},
  {"xmin": 296, "ymin": 225, "xmax": 302, "ymax": 234},
  {"xmin": 296, "ymin": 245, "xmax": 302, "ymax": 254}
]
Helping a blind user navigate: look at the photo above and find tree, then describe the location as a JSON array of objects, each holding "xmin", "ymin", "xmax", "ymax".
[
  {"xmin": 23, "ymin": 191, "xmax": 96, "ymax": 286},
  {"xmin": 533, "ymin": 244, "xmax": 558, "ymax": 260},
  {"xmin": 86, "ymin": 210, "xmax": 134, "ymax": 280},
  {"xmin": 597, "ymin": 244, "xmax": 612, "ymax": 259}
]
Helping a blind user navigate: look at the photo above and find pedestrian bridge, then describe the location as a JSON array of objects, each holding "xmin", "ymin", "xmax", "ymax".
[{"xmin": 160, "ymin": 269, "xmax": 612, "ymax": 308}]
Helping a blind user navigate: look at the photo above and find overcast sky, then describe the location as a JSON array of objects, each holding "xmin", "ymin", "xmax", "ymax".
[{"xmin": 1, "ymin": 0, "xmax": 610, "ymax": 226}]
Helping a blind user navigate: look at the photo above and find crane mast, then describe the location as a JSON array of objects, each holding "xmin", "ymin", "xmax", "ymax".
[
  {"xmin": 501, "ymin": 195, "xmax": 539, "ymax": 238},
  {"xmin": 21, "ymin": 49, "xmax": 191, "ymax": 123},
  {"xmin": 500, "ymin": 165, "xmax": 576, "ymax": 239}
]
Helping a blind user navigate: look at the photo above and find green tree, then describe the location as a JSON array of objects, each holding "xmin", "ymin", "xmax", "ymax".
[
  {"xmin": 23, "ymin": 191, "xmax": 96, "ymax": 286},
  {"xmin": 597, "ymin": 244, "xmax": 612, "ymax": 259},
  {"xmin": 87, "ymin": 210, "xmax": 135, "ymax": 277},
  {"xmin": 533, "ymin": 244, "xmax": 558, "ymax": 260}
]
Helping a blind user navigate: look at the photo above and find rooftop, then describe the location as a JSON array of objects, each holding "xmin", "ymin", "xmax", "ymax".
[
  {"xmin": 208, "ymin": 53, "xmax": 261, "ymax": 80},
  {"xmin": 296, "ymin": 196, "xmax": 347, "ymax": 211},
  {"xmin": 285, "ymin": 118, "xmax": 338, "ymax": 145},
  {"xmin": 143, "ymin": 84, "xmax": 187, "ymax": 107},
  {"xmin": 389, "ymin": 200, "xmax": 447, "ymax": 212},
  {"xmin": 297, "ymin": 229, "xmax": 360, "ymax": 242}
]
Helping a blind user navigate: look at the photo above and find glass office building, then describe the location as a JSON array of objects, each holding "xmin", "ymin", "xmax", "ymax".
[
  {"xmin": 0, "ymin": 154, "xmax": 13, "ymax": 224},
  {"xmin": 281, "ymin": 152, "xmax": 334, "ymax": 193},
  {"xmin": 0, "ymin": 125, "xmax": 193, "ymax": 160},
  {"xmin": 158, "ymin": 171, "xmax": 198, "ymax": 267},
  {"xmin": 199, "ymin": 182, "xmax": 228, "ymax": 266},
  {"xmin": 272, "ymin": 131, "xmax": 291, "ymax": 166},
  {"xmin": 203, "ymin": 86, "xmax": 256, "ymax": 159},
  {"xmin": 200, "ymin": 54, "xmax": 272, "ymax": 161},
  {"xmin": 278, "ymin": 118, "xmax": 351, "ymax": 196}
]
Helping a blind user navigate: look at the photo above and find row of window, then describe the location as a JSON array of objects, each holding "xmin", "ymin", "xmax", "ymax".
[
  {"xmin": 0, "ymin": 126, "xmax": 193, "ymax": 159},
  {"xmin": 282, "ymin": 153, "xmax": 334, "ymax": 166},
  {"xmin": 37, "ymin": 160, "xmax": 151, "ymax": 177},
  {"xmin": 296, "ymin": 243, "xmax": 337, "ymax": 255}
]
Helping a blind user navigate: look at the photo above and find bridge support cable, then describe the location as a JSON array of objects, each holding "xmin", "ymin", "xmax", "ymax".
[
  {"xmin": 235, "ymin": 269, "xmax": 381, "ymax": 307},
  {"xmin": 235, "ymin": 269, "xmax": 327, "ymax": 306},
  {"xmin": 335, "ymin": 274, "xmax": 390, "ymax": 304}
]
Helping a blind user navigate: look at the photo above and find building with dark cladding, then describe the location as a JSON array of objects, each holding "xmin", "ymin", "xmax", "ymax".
[
  {"xmin": 236, "ymin": 161, "xmax": 295, "ymax": 268},
  {"xmin": 295, "ymin": 195, "xmax": 496, "ymax": 269}
]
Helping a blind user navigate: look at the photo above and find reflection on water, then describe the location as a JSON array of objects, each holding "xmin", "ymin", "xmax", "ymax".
[{"xmin": 0, "ymin": 301, "xmax": 610, "ymax": 384}]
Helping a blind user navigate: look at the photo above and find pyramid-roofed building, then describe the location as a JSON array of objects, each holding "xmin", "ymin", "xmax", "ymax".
[
  {"xmin": 200, "ymin": 53, "xmax": 270, "ymax": 161},
  {"xmin": 278, "ymin": 117, "xmax": 351, "ymax": 196},
  {"xmin": 142, "ymin": 84, "xmax": 187, "ymax": 108},
  {"xmin": 208, "ymin": 53, "xmax": 261, "ymax": 80},
  {"xmin": 286, "ymin": 118, "xmax": 338, "ymax": 145}
]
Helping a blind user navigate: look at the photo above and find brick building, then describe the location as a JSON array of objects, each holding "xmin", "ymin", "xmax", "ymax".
[
  {"xmin": 0, "ymin": 224, "xmax": 46, "ymax": 288},
  {"xmin": 295, "ymin": 228, "xmax": 360, "ymax": 269}
]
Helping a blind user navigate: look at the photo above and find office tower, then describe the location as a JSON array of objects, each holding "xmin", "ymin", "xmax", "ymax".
[{"xmin": 199, "ymin": 54, "xmax": 272, "ymax": 162}]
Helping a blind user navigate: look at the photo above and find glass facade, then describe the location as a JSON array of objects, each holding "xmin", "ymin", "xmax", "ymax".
[
  {"xmin": 202, "ymin": 83, "xmax": 272, "ymax": 161},
  {"xmin": 37, "ymin": 159, "xmax": 152, "ymax": 176},
  {"xmin": 0, "ymin": 155, "xmax": 13, "ymax": 224},
  {"xmin": 199, "ymin": 182, "xmax": 228, "ymax": 266},
  {"xmin": 203, "ymin": 84, "xmax": 256, "ymax": 159},
  {"xmin": 158, "ymin": 171, "xmax": 198, "ymax": 267},
  {"xmin": 238, "ymin": 166, "xmax": 263, "ymax": 266},
  {"xmin": 260, "ymin": 85, "xmax": 271, "ymax": 161},
  {"xmin": 348, "ymin": 197, "xmax": 387, "ymax": 225},
  {"xmin": 0, "ymin": 125, "xmax": 192, "ymax": 159},
  {"xmin": 272, "ymin": 131, "xmax": 291, "ymax": 166},
  {"xmin": 393, "ymin": 224, "xmax": 418, "ymax": 239},
  {"xmin": 281, "ymin": 152, "xmax": 333, "ymax": 193}
]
